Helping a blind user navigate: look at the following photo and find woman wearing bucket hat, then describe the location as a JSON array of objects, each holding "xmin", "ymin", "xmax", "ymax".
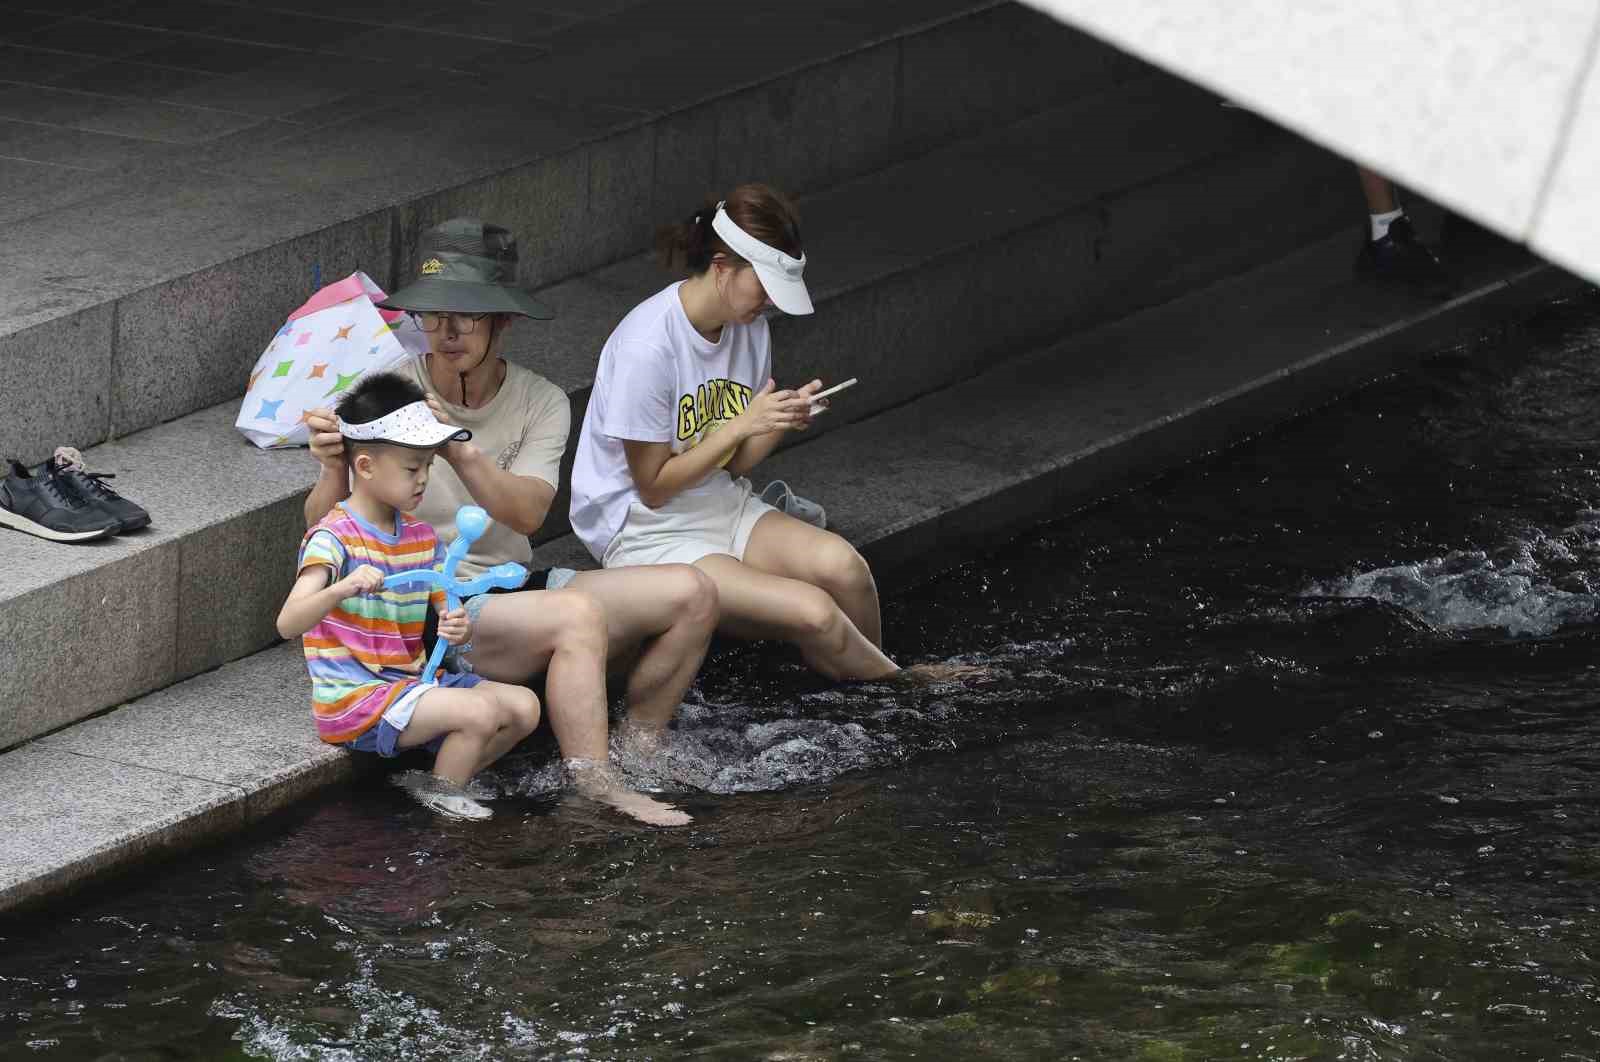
[
  {"xmin": 303, "ymin": 218, "xmax": 718, "ymax": 826},
  {"xmin": 569, "ymin": 183, "xmax": 920, "ymax": 683}
]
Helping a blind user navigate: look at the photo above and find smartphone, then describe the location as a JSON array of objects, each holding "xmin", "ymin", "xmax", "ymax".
[{"xmin": 809, "ymin": 378, "xmax": 858, "ymax": 406}]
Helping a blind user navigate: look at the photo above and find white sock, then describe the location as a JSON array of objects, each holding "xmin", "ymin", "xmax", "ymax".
[{"xmin": 1369, "ymin": 207, "xmax": 1405, "ymax": 242}]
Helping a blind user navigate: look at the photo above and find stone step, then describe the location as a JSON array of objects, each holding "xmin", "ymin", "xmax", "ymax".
[
  {"xmin": 528, "ymin": 230, "xmax": 1574, "ymax": 578},
  {"xmin": 0, "ymin": 222, "xmax": 1572, "ymax": 913},
  {"xmin": 525, "ymin": 72, "xmax": 1358, "ymax": 542},
  {"xmin": 0, "ymin": 70, "xmax": 1347, "ymax": 751},
  {"xmin": 0, "ymin": 0, "xmax": 1134, "ymax": 467}
]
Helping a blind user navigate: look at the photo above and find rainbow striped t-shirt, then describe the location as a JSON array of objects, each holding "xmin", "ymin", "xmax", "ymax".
[{"xmin": 296, "ymin": 503, "xmax": 448, "ymax": 744}]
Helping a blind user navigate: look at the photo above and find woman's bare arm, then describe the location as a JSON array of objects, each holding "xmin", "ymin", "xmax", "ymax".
[{"xmin": 622, "ymin": 379, "xmax": 813, "ymax": 507}]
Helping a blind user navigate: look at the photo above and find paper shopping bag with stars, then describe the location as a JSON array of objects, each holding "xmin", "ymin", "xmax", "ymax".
[{"xmin": 235, "ymin": 270, "xmax": 429, "ymax": 449}]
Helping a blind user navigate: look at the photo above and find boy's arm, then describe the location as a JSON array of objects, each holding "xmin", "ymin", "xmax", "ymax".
[{"xmin": 276, "ymin": 564, "xmax": 382, "ymax": 639}]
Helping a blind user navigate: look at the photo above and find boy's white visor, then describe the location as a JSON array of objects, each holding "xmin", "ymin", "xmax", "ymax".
[
  {"xmin": 339, "ymin": 400, "xmax": 472, "ymax": 449},
  {"xmin": 712, "ymin": 205, "xmax": 813, "ymax": 315}
]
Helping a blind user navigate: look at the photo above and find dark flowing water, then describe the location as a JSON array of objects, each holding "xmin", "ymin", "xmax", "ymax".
[{"xmin": 7, "ymin": 292, "xmax": 1600, "ymax": 1061}]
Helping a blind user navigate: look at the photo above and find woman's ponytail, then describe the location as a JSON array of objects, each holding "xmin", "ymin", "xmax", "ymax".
[
  {"xmin": 655, "ymin": 184, "xmax": 803, "ymax": 276},
  {"xmin": 655, "ymin": 201, "xmax": 719, "ymax": 273}
]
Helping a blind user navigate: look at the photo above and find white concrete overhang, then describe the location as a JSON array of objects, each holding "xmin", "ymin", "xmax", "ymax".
[{"xmin": 1021, "ymin": 0, "xmax": 1600, "ymax": 284}]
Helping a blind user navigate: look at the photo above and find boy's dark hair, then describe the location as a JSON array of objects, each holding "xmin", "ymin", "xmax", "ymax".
[{"xmin": 336, "ymin": 372, "xmax": 426, "ymax": 457}]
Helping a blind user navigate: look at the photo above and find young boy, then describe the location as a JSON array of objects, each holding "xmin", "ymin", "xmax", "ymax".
[{"xmin": 276, "ymin": 372, "xmax": 541, "ymax": 820}]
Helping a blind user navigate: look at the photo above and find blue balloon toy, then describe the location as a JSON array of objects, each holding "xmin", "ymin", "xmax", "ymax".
[{"xmin": 382, "ymin": 505, "xmax": 527, "ymax": 684}]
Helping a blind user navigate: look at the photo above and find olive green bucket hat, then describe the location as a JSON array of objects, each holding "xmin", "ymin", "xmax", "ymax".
[{"xmin": 378, "ymin": 217, "xmax": 554, "ymax": 320}]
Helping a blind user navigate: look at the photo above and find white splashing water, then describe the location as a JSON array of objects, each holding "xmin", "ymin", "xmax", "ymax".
[
  {"xmin": 1310, "ymin": 518, "xmax": 1600, "ymax": 637},
  {"xmin": 208, "ymin": 941, "xmax": 642, "ymax": 1061},
  {"xmin": 502, "ymin": 695, "xmax": 916, "ymax": 799},
  {"xmin": 490, "ymin": 649, "xmax": 1059, "ymax": 800},
  {"xmin": 210, "ymin": 949, "xmax": 503, "ymax": 1061}
]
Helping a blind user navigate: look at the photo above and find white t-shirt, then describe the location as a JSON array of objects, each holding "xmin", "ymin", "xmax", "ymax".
[
  {"xmin": 400, "ymin": 355, "xmax": 570, "ymax": 579},
  {"xmin": 569, "ymin": 282, "xmax": 772, "ymax": 561}
]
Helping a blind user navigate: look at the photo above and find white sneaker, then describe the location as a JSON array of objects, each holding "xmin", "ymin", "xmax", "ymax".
[
  {"xmin": 416, "ymin": 788, "xmax": 493, "ymax": 821},
  {"xmin": 392, "ymin": 771, "xmax": 493, "ymax": 820}
]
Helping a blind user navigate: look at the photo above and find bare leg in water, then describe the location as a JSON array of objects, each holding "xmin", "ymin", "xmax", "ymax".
[
  {"xmin": 694, "ymin": 510, "xmax": 981, "ymax": 684},
  {"xmin": 464, "ymin": 586, "xmax": 691, "ymax": 825}
]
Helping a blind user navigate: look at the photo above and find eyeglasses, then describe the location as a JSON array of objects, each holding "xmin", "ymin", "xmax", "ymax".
[{"xmin": 411, "ymin": 311, "xmax": 490, "ymax": 334}]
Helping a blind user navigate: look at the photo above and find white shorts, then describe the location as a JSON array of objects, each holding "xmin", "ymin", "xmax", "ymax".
[{"xmin": 603, "ymin": 476, "xmax": 778, "ymax": 569}]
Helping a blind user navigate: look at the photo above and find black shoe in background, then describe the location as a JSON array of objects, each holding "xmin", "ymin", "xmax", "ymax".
[
  {"xmin": 39, "ymin": 447, "xmax": 151, "ymax": 532},
  {"xmin": 0, "ymin": 459, "xmax": 121, "ymax": 542},
  {"xmin": 1356, "ymin": 216, "xmax": 1458, "ymax": 300}
]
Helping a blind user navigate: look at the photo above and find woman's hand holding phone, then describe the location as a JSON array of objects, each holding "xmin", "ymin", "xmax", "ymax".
[
  {"xmin": 798, "ymin": 377, "xmax": 856, "ymax": 429},
  {"xmin": 739, "ymin": 379, "xmax": 814, "ymax": 437},
  {"xmin": 808, "ymin": 378, "xmax": 857, "ymax": 407},
  {"xmin": 739, "ymin": 377, "xmax": 859, "ymax": 436}
]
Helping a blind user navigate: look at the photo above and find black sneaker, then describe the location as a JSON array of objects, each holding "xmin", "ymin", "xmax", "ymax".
[
  {"xmin": 1355, "ymin": 216, "xmax": 1458, "ymax": 300},
  {"xmin": 0, "ymin": 459, "xmax": 122, "ymax": 542},
  {"xmin": 39, "ymin": 447, "xmax": 151, "ymax": 532}
]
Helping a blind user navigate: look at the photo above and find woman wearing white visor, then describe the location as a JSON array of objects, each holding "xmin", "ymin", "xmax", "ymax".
[{"xmin": 570, "ymin": 183, "xmax": 913, "ymax": 682}]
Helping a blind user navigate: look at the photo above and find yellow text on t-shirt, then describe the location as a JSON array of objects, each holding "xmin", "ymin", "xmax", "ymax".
[{"xmin": 677, "ymin": 378, "xmax": 754, "ymax": 446}]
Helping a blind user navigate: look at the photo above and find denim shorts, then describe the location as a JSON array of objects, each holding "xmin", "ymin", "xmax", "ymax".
[
  {"xmin": 346, "ymin": 718, "xmax": 444, "ymax": 758},
  {"xmin": 343, "ymin": 672, "xmax": 482, "ymax": 758}
]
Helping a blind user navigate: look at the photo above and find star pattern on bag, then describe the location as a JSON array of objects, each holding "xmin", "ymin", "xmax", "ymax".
[
  {"xmin": 244, "ymin": 271, "xmax": 405, "ymax": 448},
  {"xmin": 324, "ymin": 371, "xmax": 361, "ymax": 397}
]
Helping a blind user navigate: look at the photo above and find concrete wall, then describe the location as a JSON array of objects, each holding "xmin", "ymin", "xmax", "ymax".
[{"xmin": 1020, "ymin": 0, "xmax": 1600, "ymax": 286}]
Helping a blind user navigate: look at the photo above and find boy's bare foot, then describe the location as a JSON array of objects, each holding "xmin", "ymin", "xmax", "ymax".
[{"xmin": 567, "ymin": 759, "xmax": 692, "ymax": 827}]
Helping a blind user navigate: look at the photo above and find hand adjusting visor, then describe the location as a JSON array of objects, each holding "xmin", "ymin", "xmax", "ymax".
[{"xmin": 338, "ymin": 401, "xmax": 472, "ymax": 449}]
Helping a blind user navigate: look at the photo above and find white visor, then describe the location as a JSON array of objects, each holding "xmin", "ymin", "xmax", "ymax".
[
  {"xmin": 711, "ymin": 203, "xmax": 813, "ymax": 315},
  {"xmin": 338, "ymin": 401, "xmax": 472, "ymax": 449}
]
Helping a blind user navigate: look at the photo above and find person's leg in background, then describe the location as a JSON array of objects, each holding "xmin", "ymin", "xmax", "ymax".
[{"xmin": 1355, "ymin": 166, "xmax": 1455, "ymax": 299}]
